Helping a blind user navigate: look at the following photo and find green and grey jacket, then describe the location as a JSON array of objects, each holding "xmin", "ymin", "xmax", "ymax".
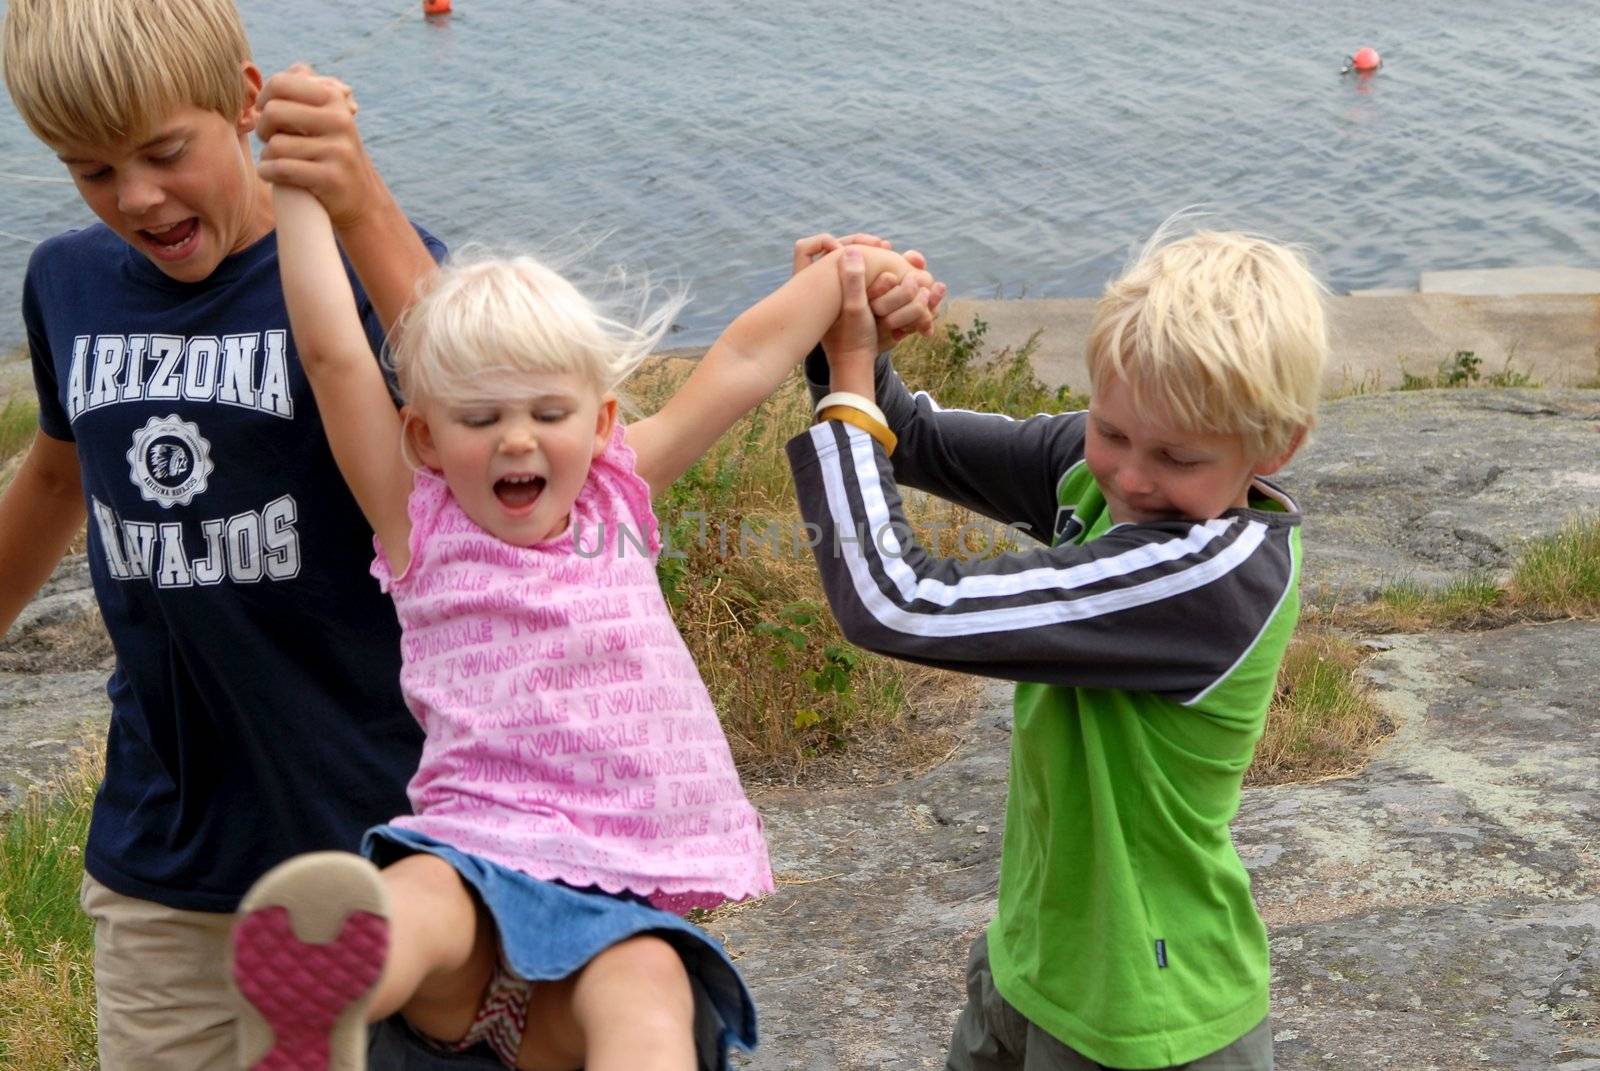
[{"xmin": 785, "ymin": 351, "xmax": 1301, "ymax": 1068}]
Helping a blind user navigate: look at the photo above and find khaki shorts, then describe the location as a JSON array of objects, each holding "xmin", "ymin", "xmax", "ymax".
[
  {"xmin": 79, "ymin": 871, "xmax": 503, "ymax": 1070},
  {"xmin": 945, "ymin": 933, "xmax": 1273, "ymax": 1071},
  {"xmin": 80, "ymin": 871, "xmax": 237, "ymax": 1070}
]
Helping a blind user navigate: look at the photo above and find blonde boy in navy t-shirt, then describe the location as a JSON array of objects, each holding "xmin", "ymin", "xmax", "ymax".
[{"xmin": 0, "ymin": 1, "xmax": 478, "ymax": 1066}]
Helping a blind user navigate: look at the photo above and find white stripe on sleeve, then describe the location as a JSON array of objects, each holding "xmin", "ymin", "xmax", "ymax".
[{"xmin": 809, "ymin": 422, "xmax": 1269, "ymax": 639}]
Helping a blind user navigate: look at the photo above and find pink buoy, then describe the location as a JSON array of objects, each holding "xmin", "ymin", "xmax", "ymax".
[{"xmin": 1350, "ymin": 46, "xmax": 1381, "ymax": 72}]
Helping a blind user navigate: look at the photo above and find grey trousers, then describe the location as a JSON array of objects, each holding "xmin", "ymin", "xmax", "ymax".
[{"xmin": 945, "ymin": 934, "xmax": 1273, "ymax": 1071}]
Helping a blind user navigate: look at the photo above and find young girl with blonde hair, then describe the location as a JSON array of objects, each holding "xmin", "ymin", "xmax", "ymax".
[{"xmin": 226, "ymin": 181, "xmax": 935, "ymax": 1071}]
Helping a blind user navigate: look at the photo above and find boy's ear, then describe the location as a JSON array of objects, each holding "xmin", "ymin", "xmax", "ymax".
[
  {"xmin": 403, "ymin": 406, "xmax": 440, "ymax": 469},
  {"xmin": 1252, "ymin": 426, "xmax": 1308, "ymax": 477},
  {"xmin": 592, "ymin": 395, "xmax": 618, "ymax": 458},
  {"xmin": 236, "ymin": 61, "xmax": 265, "ymax": 135}
]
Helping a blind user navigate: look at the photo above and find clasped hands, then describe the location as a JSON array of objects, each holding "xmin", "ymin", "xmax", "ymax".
[{"xmin": 792, "ymin": 232, "xmax": 946, "ymax": 352}]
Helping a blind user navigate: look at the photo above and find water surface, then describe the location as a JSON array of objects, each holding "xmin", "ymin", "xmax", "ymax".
[{"xmin": 1, "ymin": 0, "xmax": 1596, "ymax": 348}]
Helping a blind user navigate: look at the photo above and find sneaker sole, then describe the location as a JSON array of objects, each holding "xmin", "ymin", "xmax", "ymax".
[{"xmin": 230, "ymin": 852, "xmax": 390, "ymax": 1071}]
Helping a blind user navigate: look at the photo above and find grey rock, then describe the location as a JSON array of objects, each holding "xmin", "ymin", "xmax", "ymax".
[
  {"xmin": 9, "ymin": 555, "xmax": 99, "ymax": 636},
  {"xmin": 1287, "ymin": 389, "xmax": 1600, "ymax": 600},
  {"xmin": 0, "ymin": 555, "xmax": 108, "ymax": 809},
  {"xmin": 0, "ymin": 669, "xmax": 106, "ymax": 811},
  {"xmin": 724, "ymin": 625, "xmax": 1599, "ymax": 1070}
]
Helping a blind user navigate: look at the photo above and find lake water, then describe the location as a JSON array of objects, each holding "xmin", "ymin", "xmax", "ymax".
[{"xmin": 1, "ymin": 0, "xmax": 1597, "ymax": 349}]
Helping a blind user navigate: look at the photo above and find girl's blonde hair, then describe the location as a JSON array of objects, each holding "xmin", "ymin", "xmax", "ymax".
[
  {"xmin": 390, "ymin": 250, "xmax": 682, "ymax": 406},
  {"xmin": 3, "ymin": 0, "xmax": 252, "ymax": 147},
  {"xmin": 1086, "ymin": 228, "xmax": 1328, "ymax": 460}
]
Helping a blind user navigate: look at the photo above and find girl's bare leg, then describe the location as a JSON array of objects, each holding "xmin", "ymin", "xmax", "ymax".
[
  {"xmin": 513, "ymin": 935, "xmax": 696, "ymax": 1071},
  {"xmin": 370, "ymin": 853, "xmax": 498, "ymax": 1040}
]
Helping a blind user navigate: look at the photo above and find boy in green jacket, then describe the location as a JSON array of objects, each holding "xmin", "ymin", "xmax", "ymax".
[{"xmin": 788, "ymin": 230, "xmax": 1328, "ymax": 1069}]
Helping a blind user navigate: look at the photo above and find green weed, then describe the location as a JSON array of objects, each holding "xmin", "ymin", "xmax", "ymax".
[
  {"xmin": 1398, "ymin": 350, "xmax": 1536, "ymax": 391},
  {"xmin": 1509, "ymin": 517, "xmax": 1600, "ymax": 616},
  {"xmin": 0, "ymin": 746, "xmax": 99, "ymax": 1070}
]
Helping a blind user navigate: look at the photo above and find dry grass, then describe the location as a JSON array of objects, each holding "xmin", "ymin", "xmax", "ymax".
[
  {"xmin": 1250, "ymin": 618, "xmax": 1394, "ymax": 786},
  {"xmin": 0, "ymin": 617, "xmax": 115, "ymax": 674},
  {"xmin": 0, "ymin": 942, "xmax": 97, "ymax": 1071},
  {"xmin": 0, "ymin": 744, "xmax": 100, "ymax": 1071},
  {"xmin": 1264, "ymin": 516, "xmax": 1600, "ymax": 786},
  {"xmin": 0, "ymin": 395, "xmax": 38, "ymax": 498},
  {"xmin": 891, "ymin": 318, "xmax": 1089, "ymax": 414},
  {"xmin": 0, "ymin": 395, "xmax": 34, "ymax": 467},
  {"xmin": 1346, "ymin": 574, "xmax": 1512, "ymax": 632},
  {"xmin": 632, "ymin": 363, "xmax": 976, "ymax": 782},
  {"xmin": 0, "ymin": 390, "xmax": 89, "ymax": 557},
  {"xmin": 632, "ymin": 320, "xmax": 1085, "ymax": 782}
]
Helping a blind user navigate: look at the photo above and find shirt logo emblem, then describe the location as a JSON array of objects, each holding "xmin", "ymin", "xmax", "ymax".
[
  {"xmin": 126, "ymin": 414, "xmax": 214, "ymax": 508},
  {"xmin": 1053, "ymin": 504, "xmax": 1083, "ymax": 546}
]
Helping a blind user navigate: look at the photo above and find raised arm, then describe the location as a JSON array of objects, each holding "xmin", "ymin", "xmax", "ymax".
[
  {"xmin": 788, "ymin": 417, "xmax": 1298, "ymax": 698},
  {"xmin": 805, "ymin": 347, "xmax": 1084, "ymax": 543},
  {"xmin": 273, "ymin": 185, "xmax": 414, "ymax": 567},
  {"xmin": 788, "ymin": 258, "xmax": 1301, "ymax": 701},
  {"xmin": 626, "ymin": 245, "xmax": 921, "ymax": 496},
  {"xmin": 256, "ymin": 65, "xmax": 438, "ymax": 332},
  {"xmin": 804, "ymin": 250, "xmax": 1080, "ymax": 542}
]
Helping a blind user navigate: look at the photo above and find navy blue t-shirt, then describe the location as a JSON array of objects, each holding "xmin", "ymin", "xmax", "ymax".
[{"xmin": 23, "ymin": 223, "xmax": 445, "ymax": 912}]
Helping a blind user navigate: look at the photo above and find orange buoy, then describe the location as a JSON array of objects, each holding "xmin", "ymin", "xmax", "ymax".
[
  {"xmin": 1349, "ymin": 46, "xmax": 1381, "ymax": 72},
  {"xmin": 423, "ymin": 0, "xmax": 451, "ymax": 15}
]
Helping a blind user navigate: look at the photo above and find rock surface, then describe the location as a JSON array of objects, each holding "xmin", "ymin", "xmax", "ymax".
[
  {"xmin": 1289, "ymin": 388, "xmax": 1600, "ymax": 600},
  {"xmin": 0, "ymin": 555, "xmax": 106, "ymax": 810},
  {"xmin": 722, "ymin": 624, "xmax": 1600, "ymax": 1069}
]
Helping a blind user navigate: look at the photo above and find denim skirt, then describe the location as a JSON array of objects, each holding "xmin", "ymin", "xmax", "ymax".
[{"xmin": 363, "ymin": 824, "xmax": 757, "ymax": 1071}]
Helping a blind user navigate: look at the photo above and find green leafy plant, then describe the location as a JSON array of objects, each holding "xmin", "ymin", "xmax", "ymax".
[
  {"xmin": 754, "ymin": 602, "xmax": 862, "ymax": 707},
  {"xmin": 1397, "ymin": 350, "xmax": 1535, "ymax": 391},
  {"xmin": 942, "ymin": 315, "xmax": 989, "ymax": 373},
  {"xmin": 750, "ymin": 601, "xmax": 870, "ymax": 748}
]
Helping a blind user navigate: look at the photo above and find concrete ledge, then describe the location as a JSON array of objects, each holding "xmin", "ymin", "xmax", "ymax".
[
  {"xmin": 1419, "ymin": 265, "xmax": 1600, "ymax": 296},
  {"xmin": 943, "ymin": 292, "xmax": 1600, "ymax": 397}
]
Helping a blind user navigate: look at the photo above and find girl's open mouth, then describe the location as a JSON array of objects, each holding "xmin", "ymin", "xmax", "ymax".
[
  {"xmin": 494, "ymin": 475, "xmax": 546, "ymax": 511},
  {"xmin": 139, "ymin": 218, "xmax": 200, "ymax": 261}
]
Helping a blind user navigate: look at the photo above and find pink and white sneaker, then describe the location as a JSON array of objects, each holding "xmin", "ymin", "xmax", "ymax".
[{"xmin": 230, "ymin": 852, "xmax": 391, "ymax": 1071}]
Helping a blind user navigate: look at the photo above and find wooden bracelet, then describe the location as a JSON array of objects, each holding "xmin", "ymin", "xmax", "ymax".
[
  {"xmin": 813, "ymin": 390, "xmax": 889, "ymax": 427},
  {"xmin": 817, "ymin": 405, "xmax": 898, "ymax": 455}
]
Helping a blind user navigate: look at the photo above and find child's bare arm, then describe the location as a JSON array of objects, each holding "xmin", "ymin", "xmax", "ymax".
[
  {"xmin": 0, "ymin": 431, "xmax": 84, "ymax": 638},
  {"xmin": 792, "ymin": 232, "xmax": 946, "ymax": 346},
  {"xmin": 626, "ymin": 245, "xmax": 918, "ymax": 497},
  {"xmin": 256, "ymin": 65, "xmax": 437, "ymax": 333},
  {"xmin": 273, "ymin": 186, "xmax": 414, "ymax": 568}
]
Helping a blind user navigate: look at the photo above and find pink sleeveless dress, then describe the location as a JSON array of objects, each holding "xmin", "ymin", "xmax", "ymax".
[{"xmin": 371, "ymin": 425, "xmax": 773, "ymax": 913}]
